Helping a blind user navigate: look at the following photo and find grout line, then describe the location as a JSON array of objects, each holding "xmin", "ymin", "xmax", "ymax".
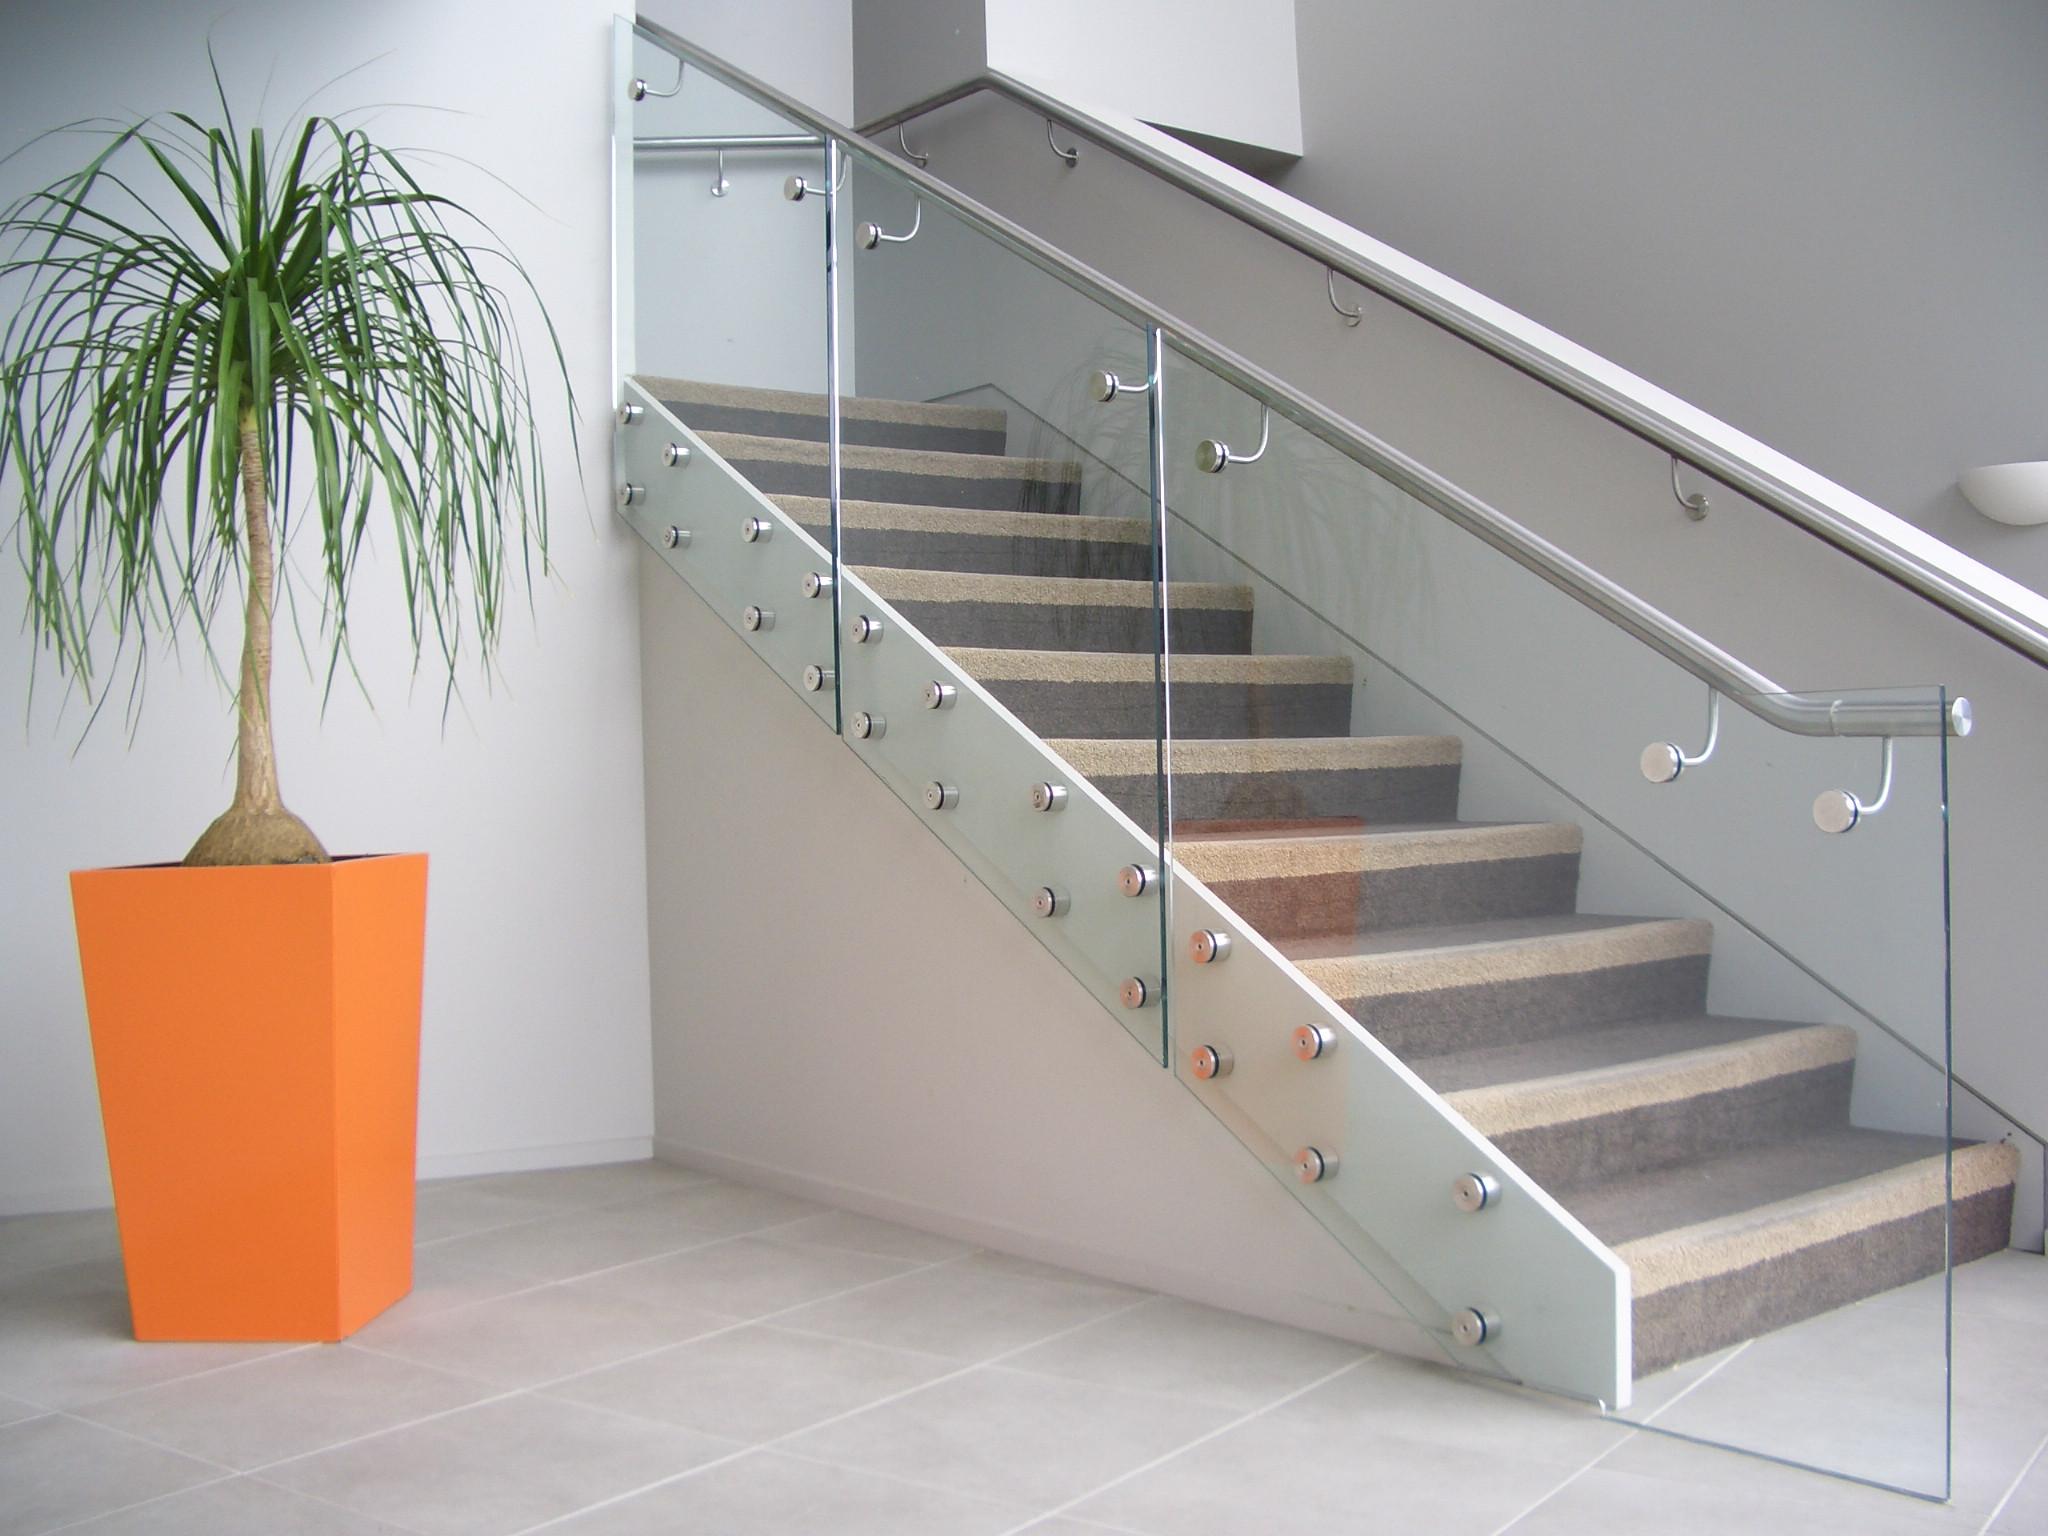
[
  {"xmin": 501, "ymin": 1289, "xmax": 1164, "ymax": 1534},
  {"xmin": 1484, "ymin": 1427, "xmax": 1638, "ymax": 1536},
  {"xmin": 989, "ymin": 1353, "xmax": 1376, "ymax": 1535},
  {"xmin": 1631, "ymin": 1339, "xmax": 1753, "ymax": 1428},
  {"xmin": 35, "ymin": 1473, "xmax": 241, "ymax": 1536},
  {"xmin": 1978, "ymin": 1425, "xmax": 2048, "ymax": 1535}
]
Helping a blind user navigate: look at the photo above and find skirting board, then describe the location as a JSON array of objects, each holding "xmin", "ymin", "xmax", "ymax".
[
  {"xmin": 655, "ymin": 1135, "xmax": 1440, "ymax": 1361},
  {"xmin": 417, "ymin": 1136, "xmax": 654, "ymax": 1182}
]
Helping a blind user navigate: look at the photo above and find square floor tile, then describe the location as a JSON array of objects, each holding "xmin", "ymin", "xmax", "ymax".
[
  {"xmin": 1588, "ymin": 1430, "xmax": 1973, "ymax": 1529},
  {"xmin": 75, "ymin": 1342, "xmax": 497, "ymax": 1470},
  {"xmin": 66, "ymin": 1474, "xmax": 422, "ymax": 1534},
  {"xmin": 0, "ymin": 1412, "xmax": 222, "ymax": 1535},
  {"xmin": 572, "ymin": 1235, "xmax": 925, "ymax": 1320},
  {"xmin": 782, "ymin": 1363, "xmax": 1234, "ymax": 1509},
  {"xmin": 774, "ymin": 1253, "xmax": 1141, "ymax": 1362},
  {"xmin": 261, "ymin": 1392, "xmax": 743, "ymax": 1536},
  {"xmin": 545, "ymin": 1322, "xmax": 959, "ymax": 1443},
  {"xmin": 348, "ymin": 1278, "xmax": 736, "ymax": 1390},
  {"xmin": 1501, "ymin": 1461, "xmax": 1959, "ymax": 1536},
  {"xmin": 448, "ymin": 1160, "xmax": 714, "ymax": 1212},
  {"xmin": 549, "ymin": 1447, "xmax": 1033, "ymax": 1535},
  {"xmin": 766, "ymin": 1209, "xmax": 975, "ymax": 1265},
  {"xmin": 1003, "ymin": 1296, "xmax": 1369, "ymax": 1411},
  {"xmin": 1990, "ymin": 1440, "xmax": 2048, "ymax": 1535},
  {"xmin": 0, "ymin": 1394, "xmax": 44, "ymax": 1430}
]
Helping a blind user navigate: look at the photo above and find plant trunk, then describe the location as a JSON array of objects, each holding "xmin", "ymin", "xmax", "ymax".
[{"xmin": 183, "ymin": 410, "xmax": 329, "ymax": 866}]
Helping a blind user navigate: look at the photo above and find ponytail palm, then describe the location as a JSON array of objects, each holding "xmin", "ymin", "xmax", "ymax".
[{"xmin": 2, "ymin": 97, "xmax": 567, "ymax": 864}]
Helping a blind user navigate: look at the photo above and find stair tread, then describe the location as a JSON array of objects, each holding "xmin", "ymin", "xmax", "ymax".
[
  {"xmin": 1047, "ymin": 735, "xmax": 1462, "ymax": 775},
  {"xmin": 947, "ymin": 647, "xmax": 1350, "ymax": 684},
  {"xmin": 1283, "ymin": 912, "xmax": 1710, "ymax": 974},
  {"xmin": 1589, "ymin": 1135, "xmax": 2018, "ymax": 1292},
  {"xmin": 641, "ymin": 375, "xmax": 1006, "ymax": 435},
  {"xmin": 773, "ymin": 495, "xmax": 1150, "ymax": 544},
  {"xmin": 852, "ymin": 565, "xmax": 1251, "ymax": 611},
  {"xmin": 701, "ymin": 430, "xmax": 1078, "ymax": 484},
  {"xmin": 1174, "ymin": 820, "xmax": 1580, "ymax": 882},
  {"xmin": 1435, "ymin": 1020, "xmax": 1857, "ymax": 1139},
  {"xmin": 1414, "ymin": 1014, "xmax": 1823, "ymax": 1094}
]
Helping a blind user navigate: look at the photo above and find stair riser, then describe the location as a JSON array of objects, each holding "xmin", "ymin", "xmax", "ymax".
[
  {"xmin": 1344, "ymin": 954, "xmax": 1712, "ymax": 1058},
  {"xmin": 1083, "ymin": 765, "xmax": 1460, "ymax": 830},
  {"xmin": 1204, "ymin": 852, "xmax": 1580, "ymax": 941},
  {"xmin": 1489, "ymin": 1062, "xmax": 1854, "ymax": 1190},
  {"xmin": 975, "ymin": 679, "xmax": 1352, "ymax": 740},
  {"xmin": 797, "ymin": 524, "xmax": 1153, "ymax": 580},
  {"xmin": 665, "ymin": 400, "xmax": 1005, "ymax": 457},
  {"xmin": 723, "ymin": 458, "xmax": 1080, "ymax": 513},
  {"xmin": 887, "ymin": 601, "xmax": 1248, "ymax": 655},
  {"xmin": 1633, "ymin": 1180, "xmax": 2014, "ymax": 1376}
]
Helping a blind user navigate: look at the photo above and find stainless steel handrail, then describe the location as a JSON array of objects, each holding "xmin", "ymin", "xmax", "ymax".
[
  {"xmin": 629, "ymin": 19, "xmax": 1960, "ymax": 740},
  {"xmin": 635, "ymin": 134, "xmax": 824, "ymax": 151},
  {"xmin": 858, "ymin": 69, "xmax": 2048, "ymax": 679}
]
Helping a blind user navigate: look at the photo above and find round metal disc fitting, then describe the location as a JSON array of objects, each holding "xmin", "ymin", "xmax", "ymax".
[
  {"xmin": 1030, "ymin": 782, "xmax": 1068, "ymax": 813},
  {"xmin": 1452, "ymin": 1173, "xmax": 1501, "ymax": 1213},
  {"xmin": 1189, "ymin": 1044, "xmax": 1233, "ymax": 1081},
  {"xmin": 1451, "ymin": 1308, "xmax": 1498, "ymax": 1348},
  {"xmin": 922, "ymin": 781, "xmax": 959, "ymax": 811},
  {"xmin": 856, "ymin": 220, "xmax": 882, "ymax": 250},
  {"xmin": 615, "ymin": 403, "xmax": 643, "ymax": 426},
  {"xmin": 741, "ymin": 516, "xmax": 772, "ymax": 543},
  {"xmin": 849, "ymin": 614, "xmax": 882, "ymax": 644},
  {"xmin": 850, "ymin": 711, "xmax": 884, "ymax": 740},
  {"xmin": 1031, "ymin": 886, "xmax": 1069, "ymax": 919},
  {"xmin": 741, "ymin": 605, "xmax": 774, "ymax": 632},
  {"xmin": 663, "ymin": 442, "xmax": 691, "ymax": 468},
  {"xmin": 1293, "ymin": 1147, "xmax": 1335, "ymax": 1184},
  {"xmin": 1118, "ymin": 864, "xmax": 1155, "ymax": 898},
  {"xmin": 922, "ymin": 680, "xmax": 956, "ymax": 710},
  {"xmin": 783, "ymin": 174, "xmax": 809, "ymax": 201},
  {"xmin": 1195, "ymin": 439, "xmax": 1229, "ymax": 474},
  {"xmin": 1812, "ymin": 789, "xmax": 1859, "ymax": 834},
  {"xmin": 802, "ymin": 665, "xmax": 834, "ymax": 693},
  {"xmin": 1292, "ymin": 1022, "xmax": 1338, "ymax": 1061},
  {"xmin": 1951, "ymin": 697, "xmax": 1974, "ymax": 737},
  {"xmin": 1640, "ymin": 742, "xmax": 1683, "ymax": 784},
  {"xmin": 1119, "ymin": 976, "xmax": 1154, "ymax": 1009},
  {"xmin": 1189, "ymin": 929, "xmax": 1231, "ymax": 965},
  {"xmin": 802, "ymin": 571, "xmax": 832, "ymax": 598},
  {"xmin": 663, "ymin": 526, "xmax": 690, "ymax": 550},
  {"xmin": 1087, "ymin": 369, "xmax": 1119, "ymax": 404},
  {"xmin": 616, "ymin": 483, "xmax": 645, "ymax": 508}
]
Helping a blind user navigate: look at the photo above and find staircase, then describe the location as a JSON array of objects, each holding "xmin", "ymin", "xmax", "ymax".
[{"xmin": 637, "ymin": 375, "xmax": 2017, "ymax": 1383}]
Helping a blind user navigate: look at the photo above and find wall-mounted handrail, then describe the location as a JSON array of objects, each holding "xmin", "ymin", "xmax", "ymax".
[
  {"xmin": 855, "ymin": 68, "xmax": 2048, "ymax": 679},
  {"xmin": 635, "ymin": 134, "xmax": 824, "ymax": 152},
  {"xmin": 629, "ymin": 19, "xmax": 1963, "ymax": 742}
]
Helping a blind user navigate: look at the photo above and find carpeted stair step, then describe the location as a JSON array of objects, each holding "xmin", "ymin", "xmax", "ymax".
[
  {"xmin": 774, "ymin": 496, "xmax": 1154, "ymax": 580},
  {"xmin": 949, "ymin": 648, "xmax": 1353, "ymax": 740},
  {"xmin": 645, "ymin": 375, "xmax": 1008, "ymax": 456},
  {"xmin": 701, "ymin": 431, "xmax": 1081, "ymax": 513},
  {"xmin": 1421, "ymin": 1018, "xmax": 1857, "ymax": 1187},
  {"xmin": 1571, "ymin": 1133, "xmax": 2019, "ymax": 1375},
  {"xmin": 1285, "ymin": 914, "xmax": 1713, "ymax": 1058},
  {"xmin": 1048, "ymin": 735, "xmax": 1463, "ymax": 827},
  {"xmin": 1173, "ymin": 821, "xmax": 1580, "ymax": 939},
  {"xmin": 854, "ymin": 567, "xmax": 1251, "ymax": 653}
]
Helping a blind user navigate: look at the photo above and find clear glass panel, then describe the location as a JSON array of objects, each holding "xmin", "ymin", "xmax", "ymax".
[
  {"xmin": 824, "ymin": 149, "xmax": 1170, "ymax": 1057},
  {"xmin": 617, "ymin": 28, "xmax": 837, "ymax": 727},
  {"xmin": 1158, "ymin": 339, "xmax": 1973, "ymax": 1497}
]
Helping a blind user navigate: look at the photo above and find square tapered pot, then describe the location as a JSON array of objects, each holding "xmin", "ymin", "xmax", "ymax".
[{"xmin": 71, "ymin": 854, "xmax": 427, "ymax": 1341}]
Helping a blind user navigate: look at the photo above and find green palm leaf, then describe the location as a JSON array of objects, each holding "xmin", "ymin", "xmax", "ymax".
[{"xmin": 2, "ymin": 78, "xmax": 572, "ymax": 864}]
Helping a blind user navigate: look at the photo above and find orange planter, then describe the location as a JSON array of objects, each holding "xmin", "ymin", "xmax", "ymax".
[{"xmin": 71, "ymin": 854, "xmax": 427, "ymax": 1342}]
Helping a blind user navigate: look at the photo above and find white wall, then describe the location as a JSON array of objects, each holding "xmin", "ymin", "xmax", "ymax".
[
  {"xmin": 0, "ymin": 0, "xmax": 653, "ymax": 1213},
  {"xmin": 1280, "ymin": 0, "xmax": 2048, "ymax": 595}
]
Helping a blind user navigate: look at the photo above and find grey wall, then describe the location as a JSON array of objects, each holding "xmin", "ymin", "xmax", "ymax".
[{"xmin": 1280, "ymin": 0, "xmax": 2048, "ymax": 592}]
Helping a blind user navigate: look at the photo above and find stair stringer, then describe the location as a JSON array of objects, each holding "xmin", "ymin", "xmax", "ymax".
[{"xmin": 618, "ymin": 380, "xmax": 1631, "ymax": 1407}]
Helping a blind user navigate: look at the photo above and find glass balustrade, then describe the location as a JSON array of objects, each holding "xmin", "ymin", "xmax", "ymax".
[{"xmin": 616, "ymin": 20, "xmax": 2007, "ymax": 1499}]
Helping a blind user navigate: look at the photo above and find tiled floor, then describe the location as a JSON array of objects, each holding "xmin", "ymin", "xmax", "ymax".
[{"xmin": 2, "ymin": 1160, "xmax": 2043, "ymax": 1535}]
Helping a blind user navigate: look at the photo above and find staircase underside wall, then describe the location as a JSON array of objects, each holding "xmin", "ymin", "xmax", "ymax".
[{"xmin": 638, "ymin": 546, "xmax": 1435, "ymax": 1354}]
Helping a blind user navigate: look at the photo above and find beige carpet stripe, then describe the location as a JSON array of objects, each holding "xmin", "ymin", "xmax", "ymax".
[
  {"xmin": 1298, "ymin": 919, "xmax": 1713, "ymax": 1001},
  {"xmin": 853, "ymin": 567, "xmax": 1252, "ymax": 612},
  {"xmin": 1176, "ymin": 822, "xmax": 1580, "ymax": 883},
  {"xmin": 700, "ymin": 431, "xmax": 1078, "ymax": 482},
  {"xmin": 1620, "ymin": 1140, "xmax": 2020, "ymax": 1297},
  {"xmin": 640, "ymin": 375, "xmax": 1005, "ymax": 433},
  {"xmin": 949, "ymin": 648, "xmax": 1352, "ymax": 685},
  {"xmin": 1047, "ymin": 735, "xmax": 1461, "ymax": 776},
  {"xmin": 772, "ymin": 496, "xmax": 1151, "ymax": 545},
  {"xmin": 1445, "ymin": 1024, "xmax": 1856, "ymax": 1137}
]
